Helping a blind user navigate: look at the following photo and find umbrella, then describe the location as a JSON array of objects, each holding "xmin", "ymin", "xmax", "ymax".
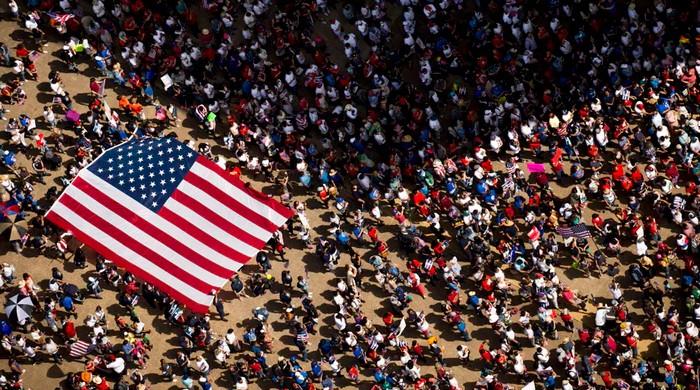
[
  {"xmin": 5, "ymin": 293, "xmax": 34, "ymax": 323},
  {"xmin": 0, "ymin": 214, "xmax": 28, "ymax": 241}
]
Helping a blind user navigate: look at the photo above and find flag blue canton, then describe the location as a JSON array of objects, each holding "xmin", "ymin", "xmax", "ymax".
[{"xmin": 87, "ymin": 137, "xmax": 197, "ymax": 211}]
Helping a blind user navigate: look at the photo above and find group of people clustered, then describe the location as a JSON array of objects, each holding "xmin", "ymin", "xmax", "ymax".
[{"xmin": 0, "ymin": 0, "xmax": 699, "ymax": 389}]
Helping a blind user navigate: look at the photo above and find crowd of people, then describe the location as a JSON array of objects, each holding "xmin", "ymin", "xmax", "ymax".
[{"xmin": 0, "ymin": 0, "xmax": 698, "ymax": 389}]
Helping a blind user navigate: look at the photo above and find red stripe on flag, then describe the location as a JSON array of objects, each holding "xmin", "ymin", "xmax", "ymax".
[
  {"xmin": 196, "ymin": 156, "xmax": 295, "ymax": 219},
  {"xmin": 71, "ymin": 177, "xmax": 238, "ymax": 278},
  {"xmin": 46, "ymin": 211, "xmax": 210, "ymax": 313},
  {"xmin": 57, "ymin": 194, "xmax": 218, "ymax": 296},
  {"xmin": 169, "ymin": 189, "xmax": 265, "ymax": 248},
  {"xmin": 69, "ymin": 341, "xmax": 90, "ymax": 357},
  {"xmin": 183, "ymin": 172, "xmax": 280, "ymax": 233},
  {"xmin": 157, "ymin": 206, "xmax": 252, "ymax": 263}
]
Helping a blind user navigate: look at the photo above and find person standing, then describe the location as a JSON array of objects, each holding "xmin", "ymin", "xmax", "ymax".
[
  {"xmin": 212, "ymin": 291, "xmax": 226, "ymax": 321},
  {"xmin": 295, "ymin": 325, "xmax": 309, "ymax": 361},
  {"xmin": 43, "ymin": 337, "xmax": 61, "ymax": 363},
  {"xmin": 456, "ymin": 344, "xmax": 470, "ymax": 364}
]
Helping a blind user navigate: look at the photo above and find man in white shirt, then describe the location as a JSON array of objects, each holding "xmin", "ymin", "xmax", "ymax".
[
  {"xmin": 106, "ymin": 356, "xmax": 126, "ymax": 376},
  {"xmin": 44, "ymin": 338, "xmax": 60, "ymax": 363},
  {"xmin": 595, "ymin": 304, "xmax": 612, "ymax": 328}
]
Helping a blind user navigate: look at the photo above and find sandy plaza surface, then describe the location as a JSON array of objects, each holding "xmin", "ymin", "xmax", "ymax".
[{"xmin": 0, "ymin": 0, "xmax": 697, "ymax": 390}]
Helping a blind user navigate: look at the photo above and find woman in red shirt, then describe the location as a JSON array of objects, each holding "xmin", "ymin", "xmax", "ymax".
[
  {"xmin": 645, "ymin": 216, "xmax": 660, "ymax": 242},
  {"xmin": 15, "ymin": 44, "xmax": 28, "ymax": 59},
  {"xmin": 63, "ymin": 319, "xmax": 76, "ymax": 340}
]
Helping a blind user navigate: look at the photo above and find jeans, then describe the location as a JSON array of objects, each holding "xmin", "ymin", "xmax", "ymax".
[{"xmin": 46, "ymin": 315, "xmax": 57, "ymax": 332}]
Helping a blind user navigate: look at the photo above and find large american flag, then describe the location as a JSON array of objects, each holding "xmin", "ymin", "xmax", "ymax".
[{"xmin": 46, "ymin": 137, "xmax": 294, "ymax": 313}]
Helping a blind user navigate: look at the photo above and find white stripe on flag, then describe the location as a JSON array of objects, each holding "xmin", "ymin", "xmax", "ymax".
[
  {"xmin": 50, "ymin": 202, "xmax": 214, "ymax": 307},
  {"xmin": 69, "ymin": 341, "xmax": 89, "ymax": 357},
  {"xmin": 80, "ymin": 170, "xmax": 244, "ymax": 270},
  {"xmin": 190, "ymin": 161, "xmax": 289, "ymax": 226},
  {"xmin": 178, "ymin": 180, "xmax": 273, "ymax": 240},
  {"xmin": 163, "ymin": 197, "xmax": 259, "ymax": 257},
  {"xmin": 64, "ymin": 184, "xmax": 228, "ymax": 287}
]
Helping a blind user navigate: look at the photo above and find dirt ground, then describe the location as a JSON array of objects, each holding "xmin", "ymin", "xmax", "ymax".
[{"xmin": 0, "ymin": 13, "xmax": 679, "ymax": 390}]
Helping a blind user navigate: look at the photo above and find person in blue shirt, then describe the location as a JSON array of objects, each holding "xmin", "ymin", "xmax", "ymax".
[
  {"xmin": 317, "ymin": 338, "xmax": 332, "ymax": 357},
  {"xmin": 321, "ymin": 374, "xmax": 334, "ymax": 390},
  {"xmin": 121, "ymin": 340, "xmax": 134, "ymax": 363},
  {"xmin": 335, "ymin": 229, "xmax": 351, "ymax": 251},
  {"xmin": 656, "ymin": 98, "xmax": 670, "ymax": 114},
  {"xmin": 2, "ymin": 150, "xmax": 16, "ymax": 168},
  {"xmin": 353, "ymin": 344, "xmax": 367, "ymax": 366},
  {"xmin": 60, "ymin": 294, "xmax": 77, "ymax": 318},
  {"xmin": 94, "ymin": 56, "xmax": 108, "ymax": 76},
  {"xmin": 467, "ymin": 291, "xmax": 481, "ymax": 311},
  {"xmin": 0, "ymin": 321, "xmax": 11, "ymax": 336},
  {"xmin": 310, "ymin": 360, "xmax": 322, "ymax": 381},
  {"xmin": 373, "ymin": 368, "xmax": 385, "ymax": 384},
  {"xmin": 288, "ymin": 355, "xmax": 302, "ymax": 371},
  {"xmin": 142, "ymin": 81, "xmax": 154, "ymax": 104},
  {"xmin": 293, "ymin": 368, "xmax": 308, "ymax": 386},
  {"xmin": 543, "ymin": 372, "xmax": 556, "ymax": 390},
  {"xmin": 243, "ymin": 328, "xmax": 257, "ymax": 345}
]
